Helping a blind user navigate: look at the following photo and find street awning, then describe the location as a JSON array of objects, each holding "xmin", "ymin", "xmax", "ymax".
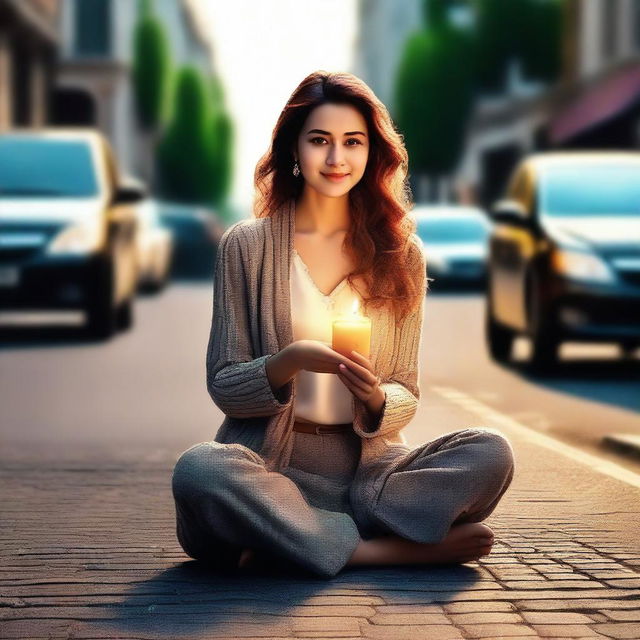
[{"xmin": 549, "ymin": 65, "xmax": 640, "ymax": 144}]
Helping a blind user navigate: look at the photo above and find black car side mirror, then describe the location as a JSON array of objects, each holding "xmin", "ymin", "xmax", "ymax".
[
  {"xmin": 490, "ymin": 199, "xmax": 529, "ymax": 225},
  {"xmin": 113, "ymin": 185, "xmax": 146, "ymax": 205}
]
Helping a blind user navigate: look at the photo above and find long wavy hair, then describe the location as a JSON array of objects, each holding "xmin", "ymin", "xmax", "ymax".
[{"xmin": 253, "ymin": 70, "xmax": 425, "ymax": 324}]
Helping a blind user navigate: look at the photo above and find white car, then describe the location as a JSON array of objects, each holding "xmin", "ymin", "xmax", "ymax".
[
  {"xmin": 411, "ymin": 205, "xmax": 492, "ymax": 288},
  {"xmin": 131, "ymin": 195, "xmax": 173, "ymax": 292}
]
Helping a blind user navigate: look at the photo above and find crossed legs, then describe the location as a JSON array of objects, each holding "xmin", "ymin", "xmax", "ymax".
[{"xmin": 171, "ymin": 428, "xmax": 515, "ymax": 578}]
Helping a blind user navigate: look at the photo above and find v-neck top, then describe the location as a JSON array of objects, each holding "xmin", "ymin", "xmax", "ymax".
[
  {"xmin": 206, "ymin": 196, "xmax": 427, "ymax": 480},
  {"xmin": 290, "ymin": 248, "xmax": 358, "ymax": 424}
]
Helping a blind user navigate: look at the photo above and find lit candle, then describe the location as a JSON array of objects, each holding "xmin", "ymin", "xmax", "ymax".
[{"xmin": 332, "ymin": 298, "xmax": 371, "ymax": 360}]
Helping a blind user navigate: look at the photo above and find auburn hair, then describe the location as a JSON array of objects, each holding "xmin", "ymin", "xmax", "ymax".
[{"xmin": 253, "ymin": 70, "xmax": 426, "ymax": 324}]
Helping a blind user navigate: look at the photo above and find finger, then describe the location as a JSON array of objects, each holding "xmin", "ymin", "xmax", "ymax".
[
  {"xmin": 338, "ymin": 364, "xmax": 371, "ymax": 393},
  {"xmin": 342, "ymin": 355, "xmax": 377, "ymax": 386},
  {"xmin": 349, "ymin": 350, "xmax": 372, "ymax": 368},
  {"xmin": 337, "ymin": 373, "xmax": 366, "ymax": 400}
]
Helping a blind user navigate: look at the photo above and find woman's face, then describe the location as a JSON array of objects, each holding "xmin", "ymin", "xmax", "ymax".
[{"xmin": 294, "ymin": 102, "xmax": 370, "ymax": 197}]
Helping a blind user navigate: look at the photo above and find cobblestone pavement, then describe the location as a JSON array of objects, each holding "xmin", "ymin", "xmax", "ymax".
[{"xmin": 2, "ymin": 389, "xmax": 639, "ymax": 640}]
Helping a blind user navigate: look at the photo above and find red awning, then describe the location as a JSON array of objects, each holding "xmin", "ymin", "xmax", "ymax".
[{"xmin": 549, "ymin": 65, "xmax": 640, "ymax": 144}]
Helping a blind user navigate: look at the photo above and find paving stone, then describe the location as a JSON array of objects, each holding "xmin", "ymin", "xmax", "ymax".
[
  {"xmin": 516, "ymin": 599, "xmax": 640, "ymax": 611},
  {"xmin": 287, "ymin": 605, "xmax": 376, "ymax": 617},
  {"xmin": 583, "ymin": 572, "xmax": 638, "ymax": 580},
  {"xmin": 368, "ymin": 613, "xmax": 449, "ymax": 625},
  {"xmin": 592, "ymin": 623, "xmax": 640, "ymax": 638},
  {"xmin": 371, "ymin": 604, "xmax": 445, "ymax": 614},
  {"xmin": 448, "ymin": 612, "xmax": 524, "ymax": 624},
  {"xmin": 443, "ymin": 601, "xmax": 518, "ymax": 613},
  {"xmin": 358, "ymin": 624, "xmax": 464, "ymax": 640},
  {"xmin": 531, "ymin": 624, "xmax": 608, "ymax": 637},
  {"xmin": 520, "ymin": 611, "xmax": 596, "ymax": 624},
  {"xmin": 602, "ymin": 579, "xmax": 640, "ymax": 588},
  {"xmin": 502, "ymin": 580, "xmax": 607, "ymax": 590},
  {"xmin": 291, "ymin": 618, "xmax": 360, "ymax": 633},
  {"xmin": 599, "ymin": 610, "xmax": 640, "ymax": 621},
  {"xmin": 458, "ymin": 623, "xmax": 537, "ymax": 637},
  {"xmin": 381, "ymin": 588, "xmax": 640, "ymax": 603}
]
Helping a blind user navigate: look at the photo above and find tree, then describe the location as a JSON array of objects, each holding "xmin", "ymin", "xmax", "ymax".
[
  {"xmin": 472, "ymin": 0, "xmax": 563, "ymax": 93},
  {"xmin": 519, "ymin": 0, "xmax": 563, "ymax": 83},
  {"xmin": 132, "ymin": 0, "xmax": 171, "ymax": 129},
  {"xmin": 394, "ymin": 0, "xmax": 475, "ymax": 200},
  {"xmin": 156, "ymin": 66, "xmax": 217, "ymax": 204}
]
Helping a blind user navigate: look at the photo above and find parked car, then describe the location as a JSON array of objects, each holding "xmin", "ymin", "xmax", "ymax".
[
  {"xmin": 127, "ymin": 190, "xmax": 174, "ymax": 293},
  {"xmin": 0, "ymin": 129, "xmax": 144, "ymax": 339},
  {"xmin": 157, "ymin": 202, "xmax": 224, "ymax": 279},
  {"xmin": 486, "ymin": 152, "xmax": 640, "ymax": 369},
  {"xmin": 411, "ymin": 205, "xmax": 491, "ymax": 289}
]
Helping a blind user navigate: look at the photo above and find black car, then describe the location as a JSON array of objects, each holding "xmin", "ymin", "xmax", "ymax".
[
  {"xmin": 0, "ymin": 129, "xmax": 145, "ymax": 339},
  {"xmin": 486, "ymin": 152, "xmax": 640, "ymax": 369}
]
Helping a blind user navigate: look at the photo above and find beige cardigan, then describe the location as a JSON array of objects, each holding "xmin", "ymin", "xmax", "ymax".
[{"xmin": 206, "ymin": 197, "xmax": 426, "ymax": 480}]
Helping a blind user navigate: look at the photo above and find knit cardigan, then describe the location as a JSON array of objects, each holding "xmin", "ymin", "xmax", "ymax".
[{"xmin": 206, "ymin": 197, "xmax": 426, "ymax": 487}]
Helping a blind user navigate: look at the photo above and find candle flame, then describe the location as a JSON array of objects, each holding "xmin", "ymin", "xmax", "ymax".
[{"xmin": 351, "ymin": 298, "xmax": 360, "ymax": 315}]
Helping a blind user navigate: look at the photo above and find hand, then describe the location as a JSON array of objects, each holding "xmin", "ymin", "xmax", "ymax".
[
  {"xmin": 289, "ymin": 339, "xmax": 353, "ymax": 374},
  {"xmin": 336, "ymin": 349, "xmax": 383, "ymax": 405}
]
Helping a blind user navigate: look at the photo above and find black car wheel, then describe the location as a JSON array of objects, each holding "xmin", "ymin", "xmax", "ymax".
[
  {"xmin": 485, "ymin": 277, "xmax": 515, "ymax": 363},
  {"xmin": 527, "ymin": 275, "xmax": 559, "ymax": 371},
  {"xmin": 115, "ymin": 297, "xmax": 133, "ymax": 331},
  {"xmin": 486, "ymin": 304, "xmax": 515, "ymax": 363},
  {"xmin": 86, "ymin": 255, "xmax": 117, "ymax": 340}
]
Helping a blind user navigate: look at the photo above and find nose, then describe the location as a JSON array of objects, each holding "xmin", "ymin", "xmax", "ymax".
[{"xmin": 326, "ymin": 143, "xmax": 346, "ymax": 169}]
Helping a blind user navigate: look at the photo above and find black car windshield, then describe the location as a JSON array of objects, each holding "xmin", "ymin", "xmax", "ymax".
[
  {"xmin": 0, "ymin": 138, "xmax": 98, "ymax": 198},
  {"xmin": 541, "ymin": 164, "xmax": 640, "ymax": 216},
  {"xmin": 416, "ymin": 217, "xmax": 489, "ymax": 244}
]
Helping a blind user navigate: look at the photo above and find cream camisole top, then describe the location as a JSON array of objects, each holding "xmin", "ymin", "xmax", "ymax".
[{"xmin": 290, "ymin": 248, "xmax": 360, "ymax": 424}]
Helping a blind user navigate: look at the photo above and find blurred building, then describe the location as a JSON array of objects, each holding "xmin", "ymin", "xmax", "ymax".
[
  {"xmin": 462, "ymin": 0, "xmax": 640, "ymax": 208},
  {"xmin": 355, "ymin": 0, "xmax": 640, "ymax": 207},
  {"xmin": 0, "ymin": 0, "xmax": 60, "ymax": 131},
  {"xmin": 53, "ymin": 0, "xmax": 215, "ymax": 176},
  {"xmin": 352, "ymin": 0, "xmax": 422, "ymax": 115}
]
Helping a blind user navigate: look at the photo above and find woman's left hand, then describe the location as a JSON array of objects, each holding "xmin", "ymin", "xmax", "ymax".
[{"xmin": 336, "ymin": 350, "xmax": 382, "ymax": 404}]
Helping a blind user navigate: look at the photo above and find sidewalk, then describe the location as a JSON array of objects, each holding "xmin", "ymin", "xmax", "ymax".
[{"xmin": 1, "ymin": 388, "xmax": 640, "ymax": 640}]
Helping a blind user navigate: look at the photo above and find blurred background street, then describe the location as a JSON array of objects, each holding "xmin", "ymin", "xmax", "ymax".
[{"xmin": 1, "ymin": 282, "xmax": 639, "ymax": 473}]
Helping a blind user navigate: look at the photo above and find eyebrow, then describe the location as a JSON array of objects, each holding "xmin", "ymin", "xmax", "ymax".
[{"xmin": 307, "ymin": 129, "xmax": 367, "ymax": 137}]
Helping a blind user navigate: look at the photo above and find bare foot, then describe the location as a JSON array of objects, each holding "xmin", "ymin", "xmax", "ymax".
[{"xmin": 347, "ymin": 522, "xmax": 495, "ymax": 567}]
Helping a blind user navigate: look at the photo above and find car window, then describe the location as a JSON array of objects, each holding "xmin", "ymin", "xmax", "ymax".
[
  {"xmin": 416, "ymin": 217, "xmax": 490, "ymax": 243},
  {"xmin": 541, "ymin": 164, "xmax": 640, "ymax": 216},
  {"xmin": 0, "ymin": 137, "xmax": 98, "ymax": 198}
]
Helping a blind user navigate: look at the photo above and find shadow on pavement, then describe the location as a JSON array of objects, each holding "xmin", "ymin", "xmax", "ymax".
[
  {"xmin": 0, "ymin": 325, "xmax": 103, "ymax": 350},
  {"xmin": 97, "ymin": 560, "xmax": 482, "ymax": 638}
]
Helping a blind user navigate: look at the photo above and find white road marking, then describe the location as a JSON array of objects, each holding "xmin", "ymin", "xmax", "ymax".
[{"xmin": 431, "ymin": 385, "xmax": 640, "ymax": 489}]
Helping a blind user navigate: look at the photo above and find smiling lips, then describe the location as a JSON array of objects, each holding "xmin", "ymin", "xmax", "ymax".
[{"xmin": 322, "ymin": 173, "xmax": 350, "ymax": 181}]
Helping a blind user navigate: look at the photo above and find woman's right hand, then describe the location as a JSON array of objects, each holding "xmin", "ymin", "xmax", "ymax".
[{"xmin": 289, "ymin": 339, "xmax": 352, "ymax": 374}]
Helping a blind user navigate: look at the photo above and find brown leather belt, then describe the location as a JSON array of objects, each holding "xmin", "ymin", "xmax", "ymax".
[{"xmin": 292, "ymin": 420, "xmax": 353, "ymax": 435}]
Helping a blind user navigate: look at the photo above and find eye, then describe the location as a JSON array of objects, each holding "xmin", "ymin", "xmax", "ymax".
[{"xmin": 309, "ymin": 137, "xmax": 363, "ymax": 146}]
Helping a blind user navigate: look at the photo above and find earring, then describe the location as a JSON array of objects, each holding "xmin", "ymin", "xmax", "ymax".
[{"xmin": 293, "ymin": 161, "xmax": 300, "ymax": 177}]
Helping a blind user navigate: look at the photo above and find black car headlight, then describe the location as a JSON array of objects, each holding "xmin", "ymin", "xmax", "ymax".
[{"xmin": 551, "ymin": 248, "xmax": 615, "ymax": 284}]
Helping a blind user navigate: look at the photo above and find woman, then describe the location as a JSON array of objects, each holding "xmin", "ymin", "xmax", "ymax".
[{"xmin": 171, "ymin": 71, "xmax": 515, "ymax": 579}]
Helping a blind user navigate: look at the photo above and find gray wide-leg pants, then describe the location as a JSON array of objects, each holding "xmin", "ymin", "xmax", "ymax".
[{"xmin": 171, "ymin": 427, "xmax": 515, "ymax": 579}]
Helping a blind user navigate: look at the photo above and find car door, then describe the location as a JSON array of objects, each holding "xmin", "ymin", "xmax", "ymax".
[
  {"xmin": 102, "ymin": 141, "xmax": 138, "ymax": 304},
  {"xmin": 490, "ymin": 164, "xmax": 537, "ymax": 330}
]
